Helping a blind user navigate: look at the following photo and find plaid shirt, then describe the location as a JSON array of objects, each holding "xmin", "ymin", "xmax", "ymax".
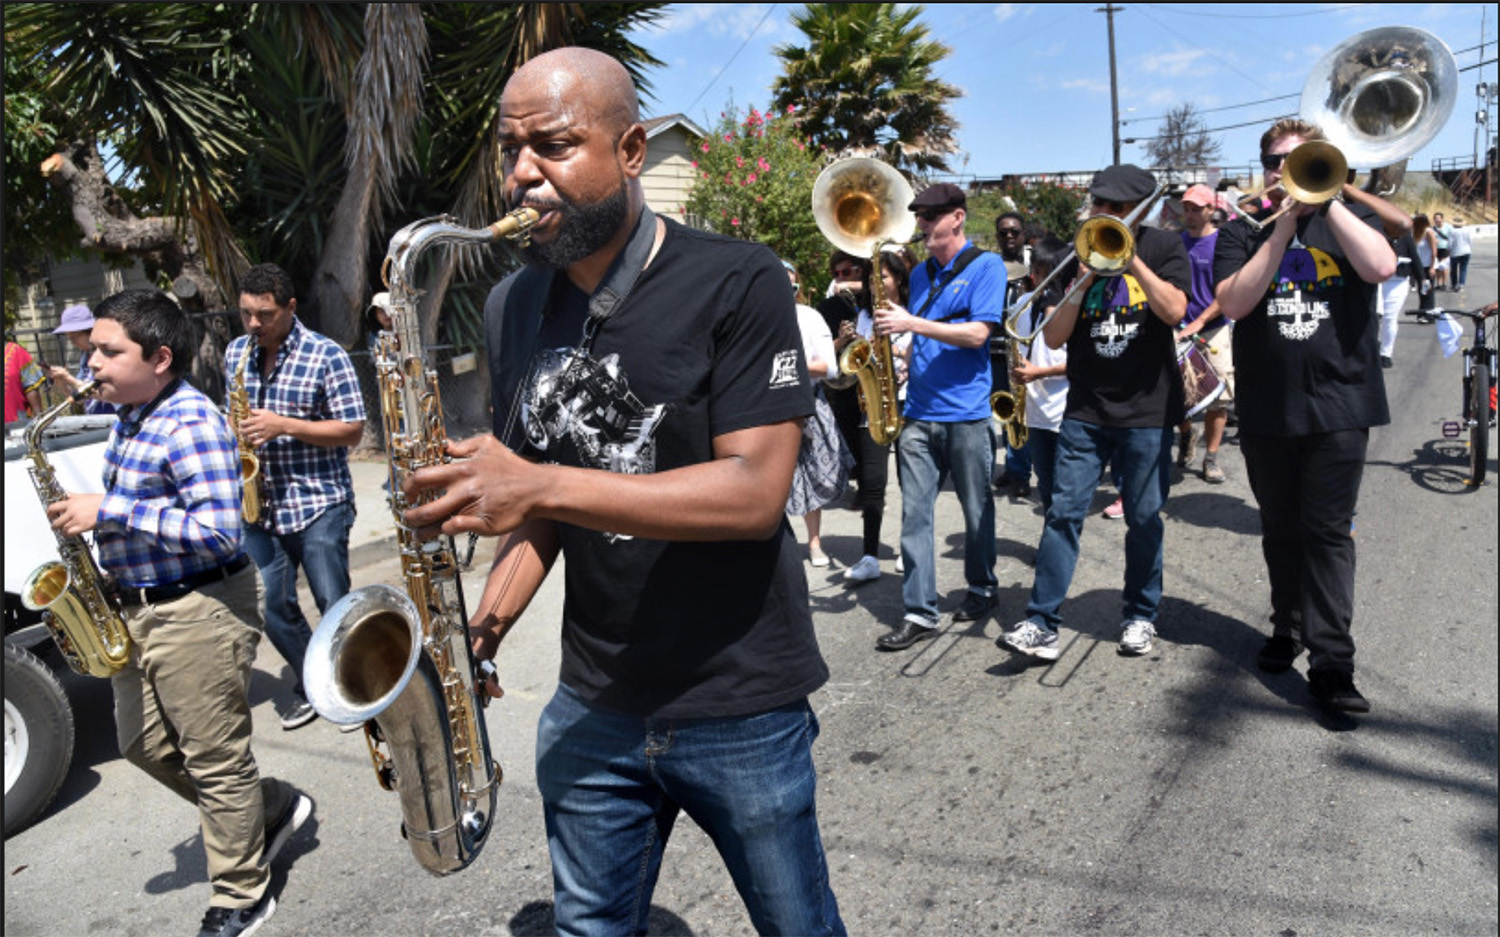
[
  {"xmin": 96, "ymin": 380, "xmax": 243, "ymax": 588},
  {"xmin": 226, "ymin": 320, "xmax": 366, "ymax": 534}
]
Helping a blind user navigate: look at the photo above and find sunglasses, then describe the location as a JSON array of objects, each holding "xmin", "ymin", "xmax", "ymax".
[
  {"xmin": 1090, "ymin": 197, "xmax": 1129, "ymax": 214},
  {"xmin": 915, "ymin": 208, "xmax": 951, "ymax": 222},
  {"xmin": 1260, "ymin": 152, "xmax": 1288, "ymax": 171},
  {"xmin": 997, "ymin": 226, "xmax": 1023, "ymax": 237}
]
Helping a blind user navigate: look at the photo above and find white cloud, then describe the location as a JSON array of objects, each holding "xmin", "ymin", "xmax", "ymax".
[
  {"xmin": 655, "ymin": 3, "xmax": 778, "ymax": 41},
  {"xmin": 993, "ymin": 4, "xmax": 1024, "ymax": 24},
  {"xmin": 1031, "ymin": 41, "xmax": 1067, "ymax": 59},
  {"xmin": 1136, "ymin": 49, "xmax": 1209, "ymax": 77},
  {"xmin": 1059, "ymin": 78, "xmax": 1111, "ymax": 94}
]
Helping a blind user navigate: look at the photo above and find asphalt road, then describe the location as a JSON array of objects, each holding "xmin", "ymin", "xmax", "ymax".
[{"xmin": 5, "ymin": 241, "xmax": 1496, "ymax": 937}]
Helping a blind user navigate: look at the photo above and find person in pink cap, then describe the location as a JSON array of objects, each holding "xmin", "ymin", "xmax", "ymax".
[
  {"xmin": 1175, "ymin": 184, "xmax": 1232, "ymax": 482},
  {"xmin": 47, "ymin": 302, "xmax": 116, "ymax": 414}
]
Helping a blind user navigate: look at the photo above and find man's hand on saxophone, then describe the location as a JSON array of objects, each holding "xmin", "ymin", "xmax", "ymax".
[
  {"xmin": 46, "ymin": 493, "xmax": 103, "ymax": 538},
  {"xmin": 402, "ymin": 433, "xmax": 543, "ymax": 542}
]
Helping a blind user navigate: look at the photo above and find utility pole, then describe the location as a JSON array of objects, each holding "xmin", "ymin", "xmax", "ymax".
[{"xmin": 1098, "ymin": 4, "xmax": 1123, "ymax": 165}]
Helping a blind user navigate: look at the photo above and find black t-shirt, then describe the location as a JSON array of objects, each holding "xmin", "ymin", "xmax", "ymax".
[
  {"xmin": 484, "ymin": 218, "xmax": 828, "ymax": 719},
  {"xmin": 1064, "ymin": 225, "xmax": 1191, "ymax": 428},
  {"xmin": 1214, "ymin": 203, "xmax": 1390, "ymax": 436}
]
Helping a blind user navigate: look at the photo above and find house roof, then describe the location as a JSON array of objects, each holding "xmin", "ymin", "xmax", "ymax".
[{"xmin": 641, "ymin": 114, "xmax": 708, "ymax": 140}]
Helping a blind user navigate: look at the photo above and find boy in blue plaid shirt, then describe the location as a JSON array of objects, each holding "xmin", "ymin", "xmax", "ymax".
[
  {"xmin": 46, "ymin": 288, "xmax": 311, "ymax": 937},
  {"xmin": 225, "ymin": 264, "xmax": 366, "ymax": 731}
]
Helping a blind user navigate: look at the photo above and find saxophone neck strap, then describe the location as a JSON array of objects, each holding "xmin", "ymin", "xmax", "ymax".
[{"xmin": 921, "ymin": 244, "xmax": 984, "ymax": 323}]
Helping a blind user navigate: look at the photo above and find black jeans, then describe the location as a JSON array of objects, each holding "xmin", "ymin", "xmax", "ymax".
[{"xmin": 1240, "ymin": 429, "xmax": 1368, "ymax": 673}]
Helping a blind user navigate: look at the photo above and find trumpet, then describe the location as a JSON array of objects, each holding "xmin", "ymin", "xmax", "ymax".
[{"xmin": 1004, "ymin": 184, "xmax": 1166, "ymax": 343}]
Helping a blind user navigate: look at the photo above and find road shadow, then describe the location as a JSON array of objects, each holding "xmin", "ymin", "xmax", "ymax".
[
  {"xmin": 1368, "ymin": 435, "xmax": 1492, "ymax": 494},
  {"xmin": 508, "ymin": 899, "xmax": 698, "ymax": 935}
]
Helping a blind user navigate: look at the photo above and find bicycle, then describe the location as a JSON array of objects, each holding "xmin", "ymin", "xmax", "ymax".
[{"xmin": 1424, "ymin": 303, "xmax": 1498, "ymax": 487}]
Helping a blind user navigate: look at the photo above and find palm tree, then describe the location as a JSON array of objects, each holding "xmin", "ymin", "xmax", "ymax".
[
  {"xmin": 5, "ymin": 2, "xmax": 667, "ymax": 355},
  {"xmin": 771, "ymin": 3, "xmax": 962, "ymax": 176}
]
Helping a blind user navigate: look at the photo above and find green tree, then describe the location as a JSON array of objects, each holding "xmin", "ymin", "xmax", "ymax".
[
  {"xmin": 682, "ymin": 104, "xmax": 832, "ymax": 299},
  {"xmin": 4, "ymin": 2, "xmax": 667, "ymax": 357},
  {"xmin": 770, "ymin": 3, "xmax": 961, "ymax": 176}
]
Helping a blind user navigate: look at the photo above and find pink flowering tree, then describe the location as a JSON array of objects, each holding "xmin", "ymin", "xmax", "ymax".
[{"xmin": 682, "ymin": 103, "xmax": 833, "ymax": 298}]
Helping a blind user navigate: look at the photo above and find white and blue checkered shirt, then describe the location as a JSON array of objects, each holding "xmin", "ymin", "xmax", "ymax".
[
  {"xmin": 225, "ymin": 319, "xmax": 366, "ymax": 534},
  {"xmin": 97, "ymin": 380, "xmax": 243, "ymax": 588}
]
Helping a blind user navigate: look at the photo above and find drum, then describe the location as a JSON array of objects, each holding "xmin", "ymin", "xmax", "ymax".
[{"xmin": 1177, "ymin": 338, "xmax": 1226, "ymax": 418}]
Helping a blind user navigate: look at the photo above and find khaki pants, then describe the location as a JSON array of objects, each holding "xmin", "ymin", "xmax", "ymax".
[{"xmin": 112, "ymin": 564, "xmax": 292, "ymax": 909}]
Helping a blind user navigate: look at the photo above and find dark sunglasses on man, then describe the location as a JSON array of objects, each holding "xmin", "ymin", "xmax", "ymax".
[
  {"xmin": 915, "ymin": 208, "xmax": 951, "ymax": 223},
  {"xmin": 1260, "ymin": 152, "xmax": 1287, "ymax": 171}
]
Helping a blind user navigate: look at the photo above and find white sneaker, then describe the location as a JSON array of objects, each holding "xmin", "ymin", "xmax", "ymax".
[
  {"xmin": 844, "ymin": 555, "xmax": 881, "ymax": 582},
  {"xmin": 1119, "ymin": 619, "xmax": 1156, "ymax": 655},
  {"xmin": 1000, "ymin": 620, "xmax": 1061, "ymax": 660},
  {"xmin": 895, "ymin": 555, "xmax": 905, "ymax": 574}
]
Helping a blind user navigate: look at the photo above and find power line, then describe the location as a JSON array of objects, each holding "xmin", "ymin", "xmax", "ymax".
[
  {"xmin": 1138, "ymin": 3, "xmax": 1368, "ymax": 20},
  {"xmin": 683, "ymin": 4, "xmax": 778, "ymax": 117},
  {"xmin": 1123, "ymin": 94, "xmax": 1299, "ymax": 125},
  {"xmin": 1123, "ymin": 113, "xmax": 1296, "ymax": 145}
]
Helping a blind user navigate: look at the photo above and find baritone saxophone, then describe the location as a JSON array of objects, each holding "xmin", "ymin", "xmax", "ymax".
[
  {"xmin": 303, "ymin": 207, "xmax": 537, "ymax": 875},
  {"xmin": 21, "ymin": 382, "xmax": 134, "ymax": 677}
]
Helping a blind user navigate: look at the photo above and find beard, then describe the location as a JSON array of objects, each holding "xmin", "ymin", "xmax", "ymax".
[{"xmin": 520, "ymin": 182, "xmax": 631, "ymax": 270}]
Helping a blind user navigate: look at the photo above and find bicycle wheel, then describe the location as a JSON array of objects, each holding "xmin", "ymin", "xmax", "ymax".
[{"xmin": 1469, "ymin": 362, "xmax": 1490, "ymax": 486}]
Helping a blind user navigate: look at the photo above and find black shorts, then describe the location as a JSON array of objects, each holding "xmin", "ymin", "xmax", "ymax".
[{"xmin": 1437, "ymin": 248, "xmax": 1451, "ymax": 260}]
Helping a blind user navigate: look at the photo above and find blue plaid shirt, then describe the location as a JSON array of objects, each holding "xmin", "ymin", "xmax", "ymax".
[
  {"xmin": 96, "ymin": 380, "xmax": 243, "ymax": 588},
  {"xmin": 225, "ymin": 320, "xmax": 365, "ymax": 534}
]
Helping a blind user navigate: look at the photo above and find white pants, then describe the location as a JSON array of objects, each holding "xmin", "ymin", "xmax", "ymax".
[{"xmin": 1379, "ymin": 276, "xmax": 1412, "ymax": 357}]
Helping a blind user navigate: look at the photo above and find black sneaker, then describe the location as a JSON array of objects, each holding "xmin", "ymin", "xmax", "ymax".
[
  {"xmin": 197, "ymin": 895, "xmax": 276, "ymax": 937},
  {"xmin": 278, "ymin": 695, "xmax": 317, "ymax": 731},
  {"xmin": 952, "ymin": 591, "xmax": 997, "ymax": 622},
  {"xmin": 264, "ymin": 788, "xmax": 314, "ymax": 864},
  {"xmin": 1256, "ymin": 635, "xmax": 1302, "ymax": 673},
  {"xmin": 1308, "ymin": 669, "xmax": 1371, "ymax": 714}
]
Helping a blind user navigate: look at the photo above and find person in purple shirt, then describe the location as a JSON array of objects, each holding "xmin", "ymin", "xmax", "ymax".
[{"xmin": 1176, "ymin": 184, "xmax": 1234, "ymax": 483}]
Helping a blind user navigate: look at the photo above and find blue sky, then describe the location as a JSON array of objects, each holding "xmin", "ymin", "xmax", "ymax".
[{"xmin": 626, "ymin": 3, "xmax": 1496, "ymax": 181}]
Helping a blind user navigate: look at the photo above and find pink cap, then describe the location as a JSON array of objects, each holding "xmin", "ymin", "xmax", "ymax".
[{"xmin": 1181, "ymin": 184, "xmax": 1215, "ymax": 207}]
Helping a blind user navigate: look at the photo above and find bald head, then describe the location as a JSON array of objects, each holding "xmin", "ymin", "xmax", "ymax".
[{"xmin": 508, "ymin": 47, "xmax": 639, "ymax": 140}]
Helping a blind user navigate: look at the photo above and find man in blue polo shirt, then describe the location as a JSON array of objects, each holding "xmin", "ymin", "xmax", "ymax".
[{"xmin": 873, "ymin": 183, "xmax": 1007, "ymax": 651}]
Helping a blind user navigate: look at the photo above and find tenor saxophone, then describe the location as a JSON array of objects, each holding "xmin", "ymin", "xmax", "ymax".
[
  {"xmin": 228, "ymin": 345, "xmax": 264, "ymax": 524},
  {"xmin": 21, "ymin": 382, "xmax": 134, "ymax": 678},
  {"xmin": 989, "ymin": 335, "xmax": 1029, "ymax": 451},
  {"xmin": 303, "ymin": 208, "xmax": 537, "ymax": 875},
  {"xmin": 836, "ymin": 237, "xmax": 905, "ymax": 447}
]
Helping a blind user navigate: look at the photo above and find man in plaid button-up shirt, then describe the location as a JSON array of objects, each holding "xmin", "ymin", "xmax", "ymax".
[{"xmin": 226, "ymin": 264, "xmax": 365, "ymax": 731}]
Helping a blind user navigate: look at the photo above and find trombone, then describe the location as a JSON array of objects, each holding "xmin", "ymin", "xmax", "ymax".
[
  {"xmin": 1003, "ymin": 184, "xmax": 1166, "ymax": 343},
  {"xmin": 1233, "ymin": 140, "xmax": 1348, "ymax": 232}
]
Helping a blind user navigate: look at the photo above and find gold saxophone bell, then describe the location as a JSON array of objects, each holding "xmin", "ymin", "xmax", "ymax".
[{"xmin": 813, "ymin": 157, "xmax": 916, "ymax": 447}]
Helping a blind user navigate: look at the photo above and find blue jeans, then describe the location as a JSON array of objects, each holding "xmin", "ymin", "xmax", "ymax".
[
  {"xmin": 536, "ymin": 685, "xmax": 845, "ymax": 937},
  {"xmin": 243, "ymin": 501, "xmax": 354, "ymax": 695},
  {"xmin": 1026, "ymin": 419, "xmax": 1172, "ymax": 630},
  {"xmin": 897, "ymin": 418, "xmax": 997, "ymax": 625}
]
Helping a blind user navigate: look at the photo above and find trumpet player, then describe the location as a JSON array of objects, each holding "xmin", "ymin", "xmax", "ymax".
[
  {"xmin": 874, "ymin": 183, "xmax": 1008, "ymax": 651},
  {"xmin": 226, "ymin": 264, "xmax": 366, "ymax": 731},
  {"xmin": 1000, "ymin": 164, "xmax": 1189, "ymax": 662},
  {"xmin": 1215, "ymin": 118, "xmax": 1398, "ymax": 716}
]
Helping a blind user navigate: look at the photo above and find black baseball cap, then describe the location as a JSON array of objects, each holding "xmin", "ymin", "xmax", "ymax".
[{"xmin": 1090, "ymin": 164, "xmax": 1156, "ymax": 203}]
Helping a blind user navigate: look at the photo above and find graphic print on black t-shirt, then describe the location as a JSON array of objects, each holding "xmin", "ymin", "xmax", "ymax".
[
  {"xmin": 522, "ymin": 346, "xmax": 667, "ymax": 475},
  {"xmin": 1264, "ymin": 236, "xmax": 1345, "ymax": 341},
  {"xmin": 522, "ymin": 345, "xmax": 668, "ymax": 542},
  {"xmin": 1080, "ymin": 274, "xmax": 1151, "ymax": 359}
]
